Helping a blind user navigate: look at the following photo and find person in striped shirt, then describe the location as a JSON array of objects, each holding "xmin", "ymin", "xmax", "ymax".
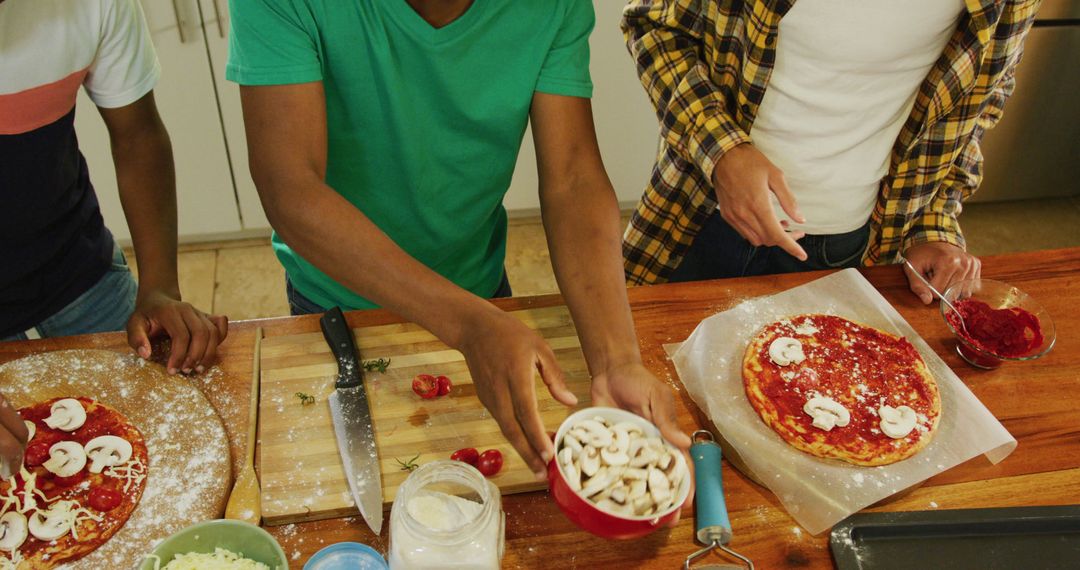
[{"xmin": 0, "ymin": 0, "xmax": 227, "ymax": 373}]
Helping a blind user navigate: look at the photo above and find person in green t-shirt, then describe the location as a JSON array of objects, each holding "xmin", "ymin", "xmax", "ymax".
[{"xmin": 226, "ymin": 0, "xmax": 690, "ymax": 481}]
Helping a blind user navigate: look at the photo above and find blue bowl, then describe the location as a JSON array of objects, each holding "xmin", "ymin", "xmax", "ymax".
[{"xmin": 304, "ymin": 542, "xmax": 388, "ymax": 570}]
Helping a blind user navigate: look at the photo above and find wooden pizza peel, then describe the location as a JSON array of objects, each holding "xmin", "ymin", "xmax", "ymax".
[{"xmin": 0, "ymin": 349, "xmax": 232, "ymax": 567}]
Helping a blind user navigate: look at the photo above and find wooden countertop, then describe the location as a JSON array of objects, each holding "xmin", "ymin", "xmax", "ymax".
[{"xmin": 2, "ymin": 248, "xmax": 1078, "ymax": 569}]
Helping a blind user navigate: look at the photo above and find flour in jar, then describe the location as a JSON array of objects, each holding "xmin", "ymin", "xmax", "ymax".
[{"xmin": 405, "ymin": 490, "xmax": 484, "ymax": 532}]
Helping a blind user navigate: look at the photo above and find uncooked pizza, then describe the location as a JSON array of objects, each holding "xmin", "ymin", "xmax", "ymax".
[
  {"xmin": 743, "ymin": 314, "xmax": 941, "ymax": 466},
  {"xmin": 0, "ymin": 397, "xmax": 148, "ymax": 568}
]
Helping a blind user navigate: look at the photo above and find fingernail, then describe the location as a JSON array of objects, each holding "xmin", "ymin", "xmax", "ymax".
[
  {"xmin": 182, "ymin": 368, "xmax": 192, "ymax": 374},
  {"xmin": 168, "ymin": 368, "xmax": 177, "ymax": 375},
  {"xmin": 139, "ymin": 347, "xmax": 150, "ymax": 358},
  {"xmin": 533, "ymin": 470, "xmax": 548, "ymax": 481},
  {"xmin": 541, "ymin": 450, "xmax": 553, "ymax": 464},
  {"xmin": 196, "ymin": 365, "xmax": 205, "ymax": 374}
]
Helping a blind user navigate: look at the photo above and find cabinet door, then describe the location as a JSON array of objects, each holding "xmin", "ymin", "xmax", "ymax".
[
  {"xmin": 199, "ymin": 0, "xmax": 272, "ymax": 232},
  {"xmin": 75, "ymin": 0, "xmax": 241, "ymax": 243},
  {"xmin": 503, "ymin": 0, "xmax": 660, "ymax": 213}
]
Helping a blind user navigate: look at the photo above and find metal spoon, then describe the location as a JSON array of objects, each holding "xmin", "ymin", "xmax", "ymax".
[{"xmin": 902, "ymin": 259, "xmax": 969, "ymax": 335}]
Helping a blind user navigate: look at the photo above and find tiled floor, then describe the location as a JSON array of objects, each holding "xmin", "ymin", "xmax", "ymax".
[{"xmin": 126, "ymin": 198, "xmax": 1080, "ymax": 321}]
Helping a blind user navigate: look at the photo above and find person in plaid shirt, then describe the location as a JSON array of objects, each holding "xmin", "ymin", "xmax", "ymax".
[{"xmin": 621, "ymin": 0, "xmax": 1039, "ymax": 304}]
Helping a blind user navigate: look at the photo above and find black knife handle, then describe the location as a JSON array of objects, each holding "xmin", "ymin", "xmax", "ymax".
[{"xmin": 320, "ymin": 306, "xmax": 363, "ymax": 389}]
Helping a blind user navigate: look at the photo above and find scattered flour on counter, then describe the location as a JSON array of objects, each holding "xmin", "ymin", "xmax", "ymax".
[
  {"xmin": 0, "ymin": 351, "xmax": 231, "ymax": 569},
  {"xmin": 930, "ymin": 501, "xmax": 939, "ymax": 508}
]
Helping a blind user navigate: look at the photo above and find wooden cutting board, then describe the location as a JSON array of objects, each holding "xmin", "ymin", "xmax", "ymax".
[
  {"xmin": 258, "ymin": 305, "xmax": 593, "ymax": 526},
  {"xmin": 0, "ymin": 349, "xmax": 232, "ymax": 568}
]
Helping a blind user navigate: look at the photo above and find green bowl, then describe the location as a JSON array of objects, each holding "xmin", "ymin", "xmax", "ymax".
[{"xmin": 140, "ymin": 519, "xmax": 288, "ymax": 570}]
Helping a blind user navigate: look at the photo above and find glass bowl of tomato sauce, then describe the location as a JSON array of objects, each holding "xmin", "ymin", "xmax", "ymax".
[{"xmin": 941, "ymin": 278, "xmax": 1056, "ymax": 369}]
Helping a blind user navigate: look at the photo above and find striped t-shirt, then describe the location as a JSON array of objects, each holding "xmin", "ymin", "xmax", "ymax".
[{"xmin": 0, "ymin": 0, "xmax": 159, "ymax": 336}]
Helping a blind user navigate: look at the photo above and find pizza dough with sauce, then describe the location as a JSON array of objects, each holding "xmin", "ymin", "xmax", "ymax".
[{"xmin": 742, "ymin": 314, "xmax": 941, "ymax": 466}]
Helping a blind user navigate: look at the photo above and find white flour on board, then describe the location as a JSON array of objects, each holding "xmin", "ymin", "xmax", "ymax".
[{"xmin": 0, "ymin": 350, "xmax": 231, "ymax": 569}]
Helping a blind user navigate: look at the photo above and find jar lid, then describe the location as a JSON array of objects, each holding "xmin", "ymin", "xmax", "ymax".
[{"xmin": 303, "ymin": 542, "xmax": 388, "ymax": 570}]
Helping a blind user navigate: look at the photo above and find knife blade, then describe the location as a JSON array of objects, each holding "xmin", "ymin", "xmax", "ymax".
[{"xmin": 320, "ymin": 306, "xmax": 383, "ymax": 534}]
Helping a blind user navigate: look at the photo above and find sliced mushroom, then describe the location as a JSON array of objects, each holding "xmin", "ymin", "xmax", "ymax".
[
  {"xmin": 43, "ymin": 441, "xmax": 86, "ymax": 477},
  {"xmin": 609, "ymin": 485, "xmax": 628, "ymax": 505},
  {"xmin": 580, "ymin": 467, "xmax": 613, "ymax": 498},
  {"xmin": 580, "ymin": 446, "xmax": 601, "ymax": 477},
  {"xmin": 612, "ymin": 421, "xmax": 644, "ymax": 438},
  {"xmin": 28, "ymin": 504, "xmax": 73, "ymax": 542},
  {"xmin": 592, "ymin": 416, "xmax": 611, "ymax": 427},
  {"xmin": 628, "ymin": 479, "xmax": 648, "ymax": 500},
  {"xmin": 558, "ymin": 447, "xmax": 575, "ymax": 468},
  {"xmin": 84, "ymin": 436, "xmax": 132, "ymax": 474},
  {"xmin": 604, "ymin": 431, "xmax": 631, "ymax": 465},
  {"xmin": 657, "ymin": 450, "xmax": 673, "ymax": 471},
  {"xmin": 0, "ymin": 512, "xmax": 27, "ymax": 552},
  {"xmin": 43, "ymin": 399, "xmax": 86, "ymax": 432},
  {"xmin": 623, "ymin": 467, "xmax": 648, "ymax": 481},
  {"xmin": 564, "ymin": 462, "xmax": 582, "ymax": 491},
  {"xmin": 631, "ymin": 494, "xmax": 653, "ymax": 516},
  {"xmin": 23, "ymin": 421, "xmax": 35, "ymax": 442},
  {"xmin": 629, "ymin": 446, "xmax": 657, "ymax": 468},
  {"xmin": 647, "ymin": 467, "xmax": 671, "ymax": 505},
  {"xmin": 569, "ymin": 427, "xmax": 590, "ymax": 443},
  {"xmin": 578, "ymin": 419, "xmax": 613, "ymax": 448},
  {"xmin": 562, "ymin": 432, "xmax": 584, "ymax": 457}
]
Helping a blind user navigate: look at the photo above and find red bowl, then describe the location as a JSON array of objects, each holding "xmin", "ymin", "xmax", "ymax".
[{"xmin": 547, "ymin": 407, "xmax": 690, "ymax": 540}]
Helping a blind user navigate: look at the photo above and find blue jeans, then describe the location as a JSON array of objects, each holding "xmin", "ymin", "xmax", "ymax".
[
  {"xmin": 667, "ymin": 213, "xmax": 871, "ymax": 282},
  {"xmin": 1, "ymin": 245, "xmax": 137, "ymax": 341},
  {"xmin": 286, "ymin": 273, "xmax": 514, "ymax": 316}
]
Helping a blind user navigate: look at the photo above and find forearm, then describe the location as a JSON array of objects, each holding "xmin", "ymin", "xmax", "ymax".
[
  {"xmin": 112, "ymin": 120, "xmax": 180, "ymax": 298},
  {"xmin": 541, "ymin": 172, "xmax": 642, "ymax": 374},
  {"xmin": 262, "ymin": 177, "xmax": 495, "ymax": 347}
]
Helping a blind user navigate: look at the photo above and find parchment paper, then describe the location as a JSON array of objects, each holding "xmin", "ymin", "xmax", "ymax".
[{"xmin": 668, "ymin": 269, "xmax": 1016, "ymax": 535}]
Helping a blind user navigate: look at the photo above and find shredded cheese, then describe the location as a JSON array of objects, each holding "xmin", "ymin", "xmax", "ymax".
[
  {"xmin": 148, "ymin": 548, "xmax": 270, "ymax": 570},
  {"xmin": 0, "ymin": 548, "xmax": 22, "ymax": 570},
  {"xmin": 104, "ymin": 458, "xmax": 147, "ymax": 494}
]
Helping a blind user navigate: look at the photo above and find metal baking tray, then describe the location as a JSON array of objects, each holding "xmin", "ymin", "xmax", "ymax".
[{"xmin": 830, "ymin": 505, "xmax": 1080, "ymax": 569}]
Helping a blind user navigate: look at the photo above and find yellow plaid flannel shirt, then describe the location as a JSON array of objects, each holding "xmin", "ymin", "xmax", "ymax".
[{"xmin": 621, "ymin": 0, "xmax": 1040, "ymax": 285}]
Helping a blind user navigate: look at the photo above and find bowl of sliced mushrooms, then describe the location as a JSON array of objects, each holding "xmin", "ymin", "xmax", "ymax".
[{"xmin": 547, "ymin": 407, "xmax": 690, "ymax": 540}]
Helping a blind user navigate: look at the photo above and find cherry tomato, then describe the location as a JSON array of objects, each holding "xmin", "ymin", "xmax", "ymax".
[
  {"xmin": 436, "ymin": 375, "xmax": 452, "ymax": 397},
  {"xmin": 450, "ymin": 447, "xmax": 479, "ymax": 466},
  {"xmin": 23, "ymin": 442, "xmax": 50, "ymax": 467},
  {"xmin": 476, "ymin": 449, "xmax": 503, "ymax": 477},
  {"xmin": 88, "ymin": 486, "xmax": 122, "ymax": 511},
  {"xmin": 411, "ymin": 374, "xmax": 439, "ymax": 399}
]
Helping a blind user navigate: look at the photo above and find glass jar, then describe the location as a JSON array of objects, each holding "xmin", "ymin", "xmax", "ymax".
[{"xmin": 388, "ymin": 460, "xmax": 505, "ymax": 570}]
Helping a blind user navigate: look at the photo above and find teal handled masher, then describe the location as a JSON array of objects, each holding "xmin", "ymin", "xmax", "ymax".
[{"xmin": 684, "ymin": 430, "xmax": 754, "ymax": 570}]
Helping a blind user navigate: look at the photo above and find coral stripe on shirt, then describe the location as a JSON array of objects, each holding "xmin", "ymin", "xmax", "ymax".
[{"xmin": 0, "ymin": 68, "xmax": 88, "ymax": 135}]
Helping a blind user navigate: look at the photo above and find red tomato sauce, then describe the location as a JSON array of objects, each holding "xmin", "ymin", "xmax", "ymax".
[{"xmin": 948, "ymin": 299, "xmax": 1042, "ymax": 358}]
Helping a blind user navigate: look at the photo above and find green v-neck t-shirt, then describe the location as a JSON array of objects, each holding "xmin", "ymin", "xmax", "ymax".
[{"xmin": 225, "ymin": 1, "xmax": 593, "ymax": 310}]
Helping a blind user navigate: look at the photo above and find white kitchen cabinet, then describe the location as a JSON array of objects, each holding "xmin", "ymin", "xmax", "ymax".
[
  {"xmin": 504, "ymin": 1, "xmax": 660, "ymax": 213},
  {"xmin": 199, "ymin": 0, "xmax": 271, "ymax": 231},
  {"xmin": 75, "ymin": 0, "xmax": 242, "ymax": 243}
]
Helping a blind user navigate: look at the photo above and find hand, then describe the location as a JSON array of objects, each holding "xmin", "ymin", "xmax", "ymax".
[
  {"xmin": 591, "ymin": 362, "xmax": 694, "ymax": 524},
  {"xmin": 456, "ymin": 308, "xmax": 578, "ymax": 480},
  {"xmin": 712, "ymin": 143, "xmax": 808, "ymax": 261},
  {"xmin": 0, "ymin": 392, "xmax": 29, "ymax": 480},
  {"xmin": 126, "ymin": 289, "xmax": 229, "ymax": 375},
  {"xmin": 902, "ymin": 242, "xmax": 981, "ymax": 304}
]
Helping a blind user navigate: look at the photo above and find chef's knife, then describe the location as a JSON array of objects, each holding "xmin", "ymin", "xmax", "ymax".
[{"xmin": 320, "ymin": 306, "xmax": 383, "ymax": 534}]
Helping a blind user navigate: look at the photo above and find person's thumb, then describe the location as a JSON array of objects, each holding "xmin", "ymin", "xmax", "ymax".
[
  {"xmin": 126, "ymin": 314, "xmax": 152, "ymax": 359},
  {"xmin": 903, "ymin": 261, "xmax": 934, "ymax": 305}
]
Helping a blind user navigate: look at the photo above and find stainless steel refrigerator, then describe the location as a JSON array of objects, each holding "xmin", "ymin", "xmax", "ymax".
[{"xmin": 973, "ymin": 0, "xmax": 1080, "ymax": 201}]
